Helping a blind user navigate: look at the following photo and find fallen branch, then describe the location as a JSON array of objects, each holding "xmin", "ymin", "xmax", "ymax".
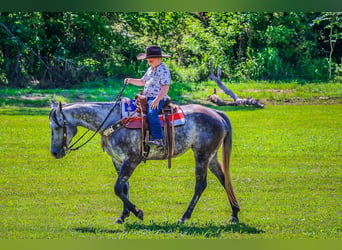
[{"xmin": 208, "ymin": 63, "xmax": 265, "ymax": 108}]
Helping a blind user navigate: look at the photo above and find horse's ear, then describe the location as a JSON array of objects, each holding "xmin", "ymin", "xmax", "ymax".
[
  {"xmin": 58, "ymin": 101, "xmax": 62, "ymax": 112},
  {"xmin": 55, "ymin": 101, "xmax": 62, "ymax": 116},
  {"xmin": 51, "ymin": 100, "xmax": 57, "ymax": 109}
]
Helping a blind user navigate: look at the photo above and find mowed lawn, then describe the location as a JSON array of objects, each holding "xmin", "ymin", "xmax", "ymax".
[{"xmin": 0, "ymin": 104, "xmax": 341, "ymax": 239}]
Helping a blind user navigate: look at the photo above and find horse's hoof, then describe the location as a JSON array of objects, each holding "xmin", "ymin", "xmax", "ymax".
[
  {"xmin": 177, "ymin": 218, "xmax": 185, "ymax": 224},
  {"xmin": 114, "ymin": 217, "xmax": 124, "ymax": 224},
  {"xmin": 136, "ymin": 208, "xmax": 144, "ymax": 220},
  {"xmin": 229, "ymin": 216, "xmax": 239, "ymax": 223}
]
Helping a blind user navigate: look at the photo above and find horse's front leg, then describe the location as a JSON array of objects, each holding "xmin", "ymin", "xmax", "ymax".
[
  {"xmin": 112, "ymin": 159, "xmax": 130, "ymax": 224},
  {"xmin": 114, "ymin": 159, "xmax": 143, "ymax": 222}
]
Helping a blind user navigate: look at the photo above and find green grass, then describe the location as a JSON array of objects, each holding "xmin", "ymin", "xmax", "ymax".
[
  {"xmin": 0, "ymin": 80, "xmax": 341, "ymax": 107},
  {"xmin": 0, "ymin": 104, "xmax": 341, "ymax": 239}
]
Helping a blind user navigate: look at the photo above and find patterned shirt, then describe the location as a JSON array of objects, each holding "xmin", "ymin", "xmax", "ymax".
[{"xmin": 142, "ymin": 63, "xmax": 171, "ymax": 100}]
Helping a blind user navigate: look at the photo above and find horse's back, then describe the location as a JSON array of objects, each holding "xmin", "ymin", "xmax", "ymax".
[
  {"xmin": 179, "ymin": 104, "xmax": 229, "ymax": 152},
  {"xmin": 181, "ymin": 104, "xmax": 229, "ymax": 128}
]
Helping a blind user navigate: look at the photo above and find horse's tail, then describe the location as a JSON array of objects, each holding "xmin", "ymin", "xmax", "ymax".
[{"xmin": 215, "ymin": 110, "xmax": 240, "ymax": 211}]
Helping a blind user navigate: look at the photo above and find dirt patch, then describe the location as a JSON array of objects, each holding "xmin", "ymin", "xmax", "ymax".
[
  {"xmin": 245, "ymin": 89, "xmax": 295, "ymax": 94},
  {"xmin": 19, "ymin": 95, "xmax": 50, "ymax": 101}
]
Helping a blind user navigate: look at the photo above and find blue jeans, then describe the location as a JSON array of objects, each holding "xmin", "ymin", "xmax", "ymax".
[{"xmin": 147, "ymin": 97, "xmax": 166, "ymax": 140}]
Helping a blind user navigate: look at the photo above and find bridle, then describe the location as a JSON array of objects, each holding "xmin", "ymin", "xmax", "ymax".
[
  {"xmin": 50, "ymin": 83, "xmax": 127, "ymax": 154},
  {"xmin": 50, "ymin": 105, "xmax": 69, "ymax": 152},
  {"xmin": 61, "ymin": 115, "xmax": 68, "ymax": 152}
]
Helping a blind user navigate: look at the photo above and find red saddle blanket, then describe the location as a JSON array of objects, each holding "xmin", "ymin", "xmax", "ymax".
[{"xmin": 121, "ymin": 98, "xmax": 185, "ymax": 129}]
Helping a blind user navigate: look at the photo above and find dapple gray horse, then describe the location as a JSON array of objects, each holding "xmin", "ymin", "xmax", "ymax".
[{"xmin": 49, "ymin": 101, "xmax": 239, "ymax": 224}]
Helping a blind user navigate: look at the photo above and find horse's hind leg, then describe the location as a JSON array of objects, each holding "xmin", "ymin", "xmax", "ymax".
[
  {"xmin": 112, "ymin": 159, "xmax": 130, "ymax": 224},
  {"xmin": 178, "ymin": 152, "xmax": 209, "ymax": 223},
  {"xmin": 209, "ymin": 154, "xmax": 239, "ymax": 222}
]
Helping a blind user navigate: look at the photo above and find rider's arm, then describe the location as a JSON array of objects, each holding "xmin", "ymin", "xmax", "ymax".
[{"xmin": 124, "ymin": 78, "xmax": 145, "ymax": 86}]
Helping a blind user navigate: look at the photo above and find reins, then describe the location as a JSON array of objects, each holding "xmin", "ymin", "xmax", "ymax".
[{"xmin": 63, "ymin": 83, "xmax": 128, "ymax": 153}]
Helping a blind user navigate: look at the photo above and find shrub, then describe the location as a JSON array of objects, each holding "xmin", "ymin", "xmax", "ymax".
[
  {"xmin": 166, "ymin": 61, "xmax": 203, "ymax": 82},
  {"xmin": 299, "ymin": 58, "xmax": 329, "ymax": 81},
  {"xmin": 334, "ymin": 60, "xmax": 342, "ymax": 82}
]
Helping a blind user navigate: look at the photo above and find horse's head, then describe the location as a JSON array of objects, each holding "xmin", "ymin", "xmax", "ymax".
[{"xmin": 49, "ymin": 101, "xmax": 77, "ymax": 159}]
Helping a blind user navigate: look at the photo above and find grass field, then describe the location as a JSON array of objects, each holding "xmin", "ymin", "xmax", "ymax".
[{"xmin": 0, "ymin": 103, "xmax": 341, "ymax": 239}]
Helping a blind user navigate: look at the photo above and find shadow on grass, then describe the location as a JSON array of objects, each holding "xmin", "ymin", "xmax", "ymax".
[
  {"xmin": 172, "ymin": 98, "xmax": 263, "ymax": 112},
  {"xmin": 124, "ymin": 222, "xmax": 263, "ymax": 238},
  {"xmin": 0, "ymin": 107, "xmax": 50, "ymax": 116},
  {"xmin": 74, "ymin": 221, "xmax": 263, "ymax": 238},
  {"xmin": 74, "ymin": 227, "xmax": 122, "ymax": 234},
  {"xmin": 185, "ymin": 101, "xmax": 262, "ymax": 112},
  {"xmin": 203, "ymin": 104, "xmax": 262, "ymax": 112}
]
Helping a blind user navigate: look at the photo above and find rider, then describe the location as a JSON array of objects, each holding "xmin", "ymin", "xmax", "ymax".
[{"xmin": 124, "ymin": 45, "xmax": 171, "ymax": 147}]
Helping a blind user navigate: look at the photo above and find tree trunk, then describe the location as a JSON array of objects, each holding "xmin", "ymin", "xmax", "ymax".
[{"xmin": 329, "ymin": 25, "xmax": 335, "ymax": 80}]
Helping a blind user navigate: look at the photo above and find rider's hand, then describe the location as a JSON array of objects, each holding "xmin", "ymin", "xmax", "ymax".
[
  {"xmin": 124, "ymin": 78, "xmax": 130, "ymax": 85},
  {"xmin": 150, "ymin": 98, "xmax": 160, "ymax": 110}
]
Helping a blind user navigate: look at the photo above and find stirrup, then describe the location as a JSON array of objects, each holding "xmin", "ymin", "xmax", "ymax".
[{"xmin": 147, "ymin": 139, "xmax": 164, "ymax": 148}]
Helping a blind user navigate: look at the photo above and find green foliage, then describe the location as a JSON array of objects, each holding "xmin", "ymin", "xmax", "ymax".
[
  {"xmin": 334, "ymin": 60, "xmax": 342, "ymax": 82},
  {"xmin": 313, "ymin": 12, "xmax": 342, "ymax": 79},
  {"xmin": 166, "ymin": 61, "xmax": 202, "ymax": 83},
  {"xmin": 299, "ymin": 58, "xmax": 330, "ymax": 80},
  {"xmin": 0, "ymin": 12, "xmax": 341, "ymax": 88},
  {"xmin": 0, "ymin": 104, "xmax": 341, "ymax": 238},
  {"xmin": 238, "ymin": 48, "xmax": 285, "ymax": 80}
]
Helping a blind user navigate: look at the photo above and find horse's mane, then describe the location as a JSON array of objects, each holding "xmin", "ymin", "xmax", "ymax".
[
  {"xmin": 49, "ymin": 101, "xmax": 122, "ymax": 122},
  {"xmin": 49, "ymin": 108, "xmax": 59, "ymax": 126}
]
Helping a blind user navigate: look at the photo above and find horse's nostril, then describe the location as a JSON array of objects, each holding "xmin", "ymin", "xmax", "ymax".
[{"xmin": 52, "ymin": 151, "xmax": 58, "ymax": 157}]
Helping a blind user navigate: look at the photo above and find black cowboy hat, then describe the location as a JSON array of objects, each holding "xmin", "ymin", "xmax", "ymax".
[{"xmin": 137, "ymin": 45, "xmax": 171, "ymax": 60}]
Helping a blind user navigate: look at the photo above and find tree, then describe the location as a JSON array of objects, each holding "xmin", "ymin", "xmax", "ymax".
[
  {"xmin": 0, "ymin": 12, "xmax": 341, "ymax": 88},
  {"xmin": 313, "ymin": 12, "xmax": 342, "ymax": 80}
]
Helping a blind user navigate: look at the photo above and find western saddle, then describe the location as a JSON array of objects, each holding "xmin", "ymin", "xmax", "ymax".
[{"xmin": 134, "ymin": 94, "xmax": 176, "ymax": 168}]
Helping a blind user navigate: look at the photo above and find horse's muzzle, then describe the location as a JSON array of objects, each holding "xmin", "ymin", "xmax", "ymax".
[{"xmin": 51, "ymin": 149, "xmax": 66, "ymax": 159}]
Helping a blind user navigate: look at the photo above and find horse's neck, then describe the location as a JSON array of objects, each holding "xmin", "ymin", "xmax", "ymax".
[{"xmin": 64, "ymin": 103, "xmax": 120, "ymax": 131}]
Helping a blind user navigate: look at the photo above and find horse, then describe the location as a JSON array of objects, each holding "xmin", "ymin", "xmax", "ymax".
[{"xmin": 49, "ymin": 101, "xmax": 240, "ymax": 224}]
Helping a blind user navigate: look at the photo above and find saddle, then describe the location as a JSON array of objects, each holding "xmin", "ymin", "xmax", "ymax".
[
  {"xmin": 134, "ymin": 94, "xmax": 171, "ymax": 114},
  {"xmin": 134, "ymin": 94, "xmax": 177, "ymax": 168},
  {"xmin": 102, "ymin": 95, "xmax": 185, "ymax": 168}
]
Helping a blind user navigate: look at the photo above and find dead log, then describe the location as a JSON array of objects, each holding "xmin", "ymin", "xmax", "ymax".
[
  {"xmin": 206, "ymin": 89, "xmax": 228, "ymax": 106},
  {"xmin": 208, "ymin": 63, "xmax": 265, "ymax": 108}
]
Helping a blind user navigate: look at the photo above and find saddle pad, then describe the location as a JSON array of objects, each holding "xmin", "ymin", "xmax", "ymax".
[
  {"xmin": 121, "ymin": 98, "xmax": 185, "ymax": 129},
  {"xmin": 121, "ymin": 98, "xmax": 140, "ymax": 118}
]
